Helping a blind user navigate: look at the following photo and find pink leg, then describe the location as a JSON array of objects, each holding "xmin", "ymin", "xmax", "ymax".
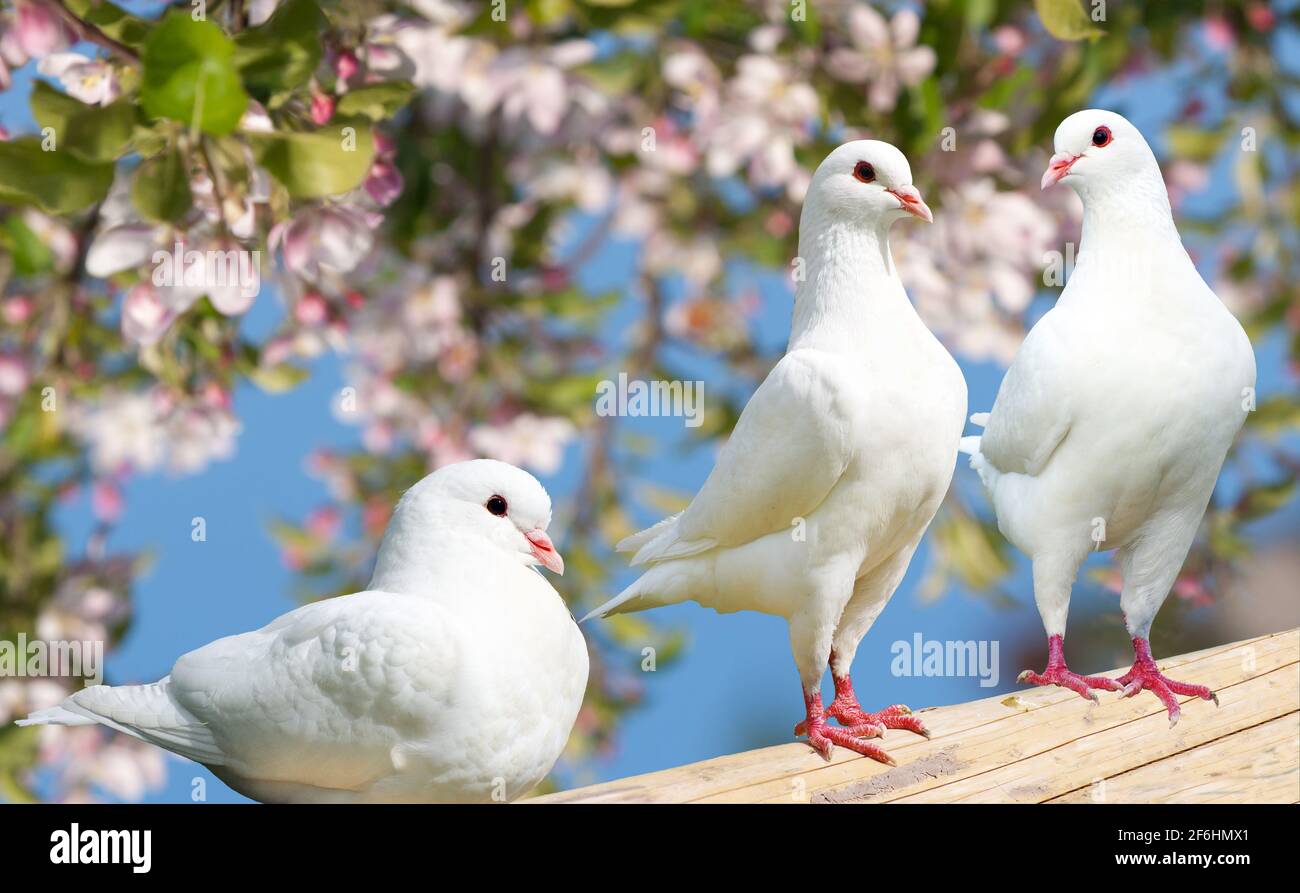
[
  {"xmin": 796, "ymin": 690, "xmax": 897, "ymax": 765},
  {"xmin": 1018, "ymin": 634, "xmax": 1122, "ymax": 702},
  {"xmin": 1115, "ymin": 637, "xmax": 1218, "ymax": 728}
]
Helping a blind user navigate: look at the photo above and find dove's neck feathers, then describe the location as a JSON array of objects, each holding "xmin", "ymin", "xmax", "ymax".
[
  {"xmin": 789, "ymin": 208, "xmax": 914, "ymax": 353},
  {"xmin": 1074, "ymin": 161, "xmax": 1185, "ymax": 273}
]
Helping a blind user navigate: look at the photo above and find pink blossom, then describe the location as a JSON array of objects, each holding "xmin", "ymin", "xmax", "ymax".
[
  {"xmin": 305, "ymin": 506, "xmax": 341, "ymax": 540},
  {"xmin": 310, "ymin": 91, "xmax": 335, "ymax": 125},
  {"xmin": 1246, "ymin": 3, "xmax": 1276, "ymax": 31},
  {"xmin": 188, "ymin": 386, "xmax": 222, "ymax": 415},
  {"xmin": 825, "ymin": 6, "xmax": 936, "ymax": 112},
  {"xmin": 1203, "ymin": 16, "xmax": 1235, "ymax": 51},
  {"xmin": 91, "ymin": 480, "xmax": 123, "ymax": 523},
  {"xmin": 335, "ymin": 48, "xmax": 360, "ymax": 84},
  {"xmin": 294, "ymin": 291, "xmax": 330, "ymax": 326},
  {"xmin": 15, "ymin": 1, "xmax": 69, "ymax": 58},
  {"xmin": 0, "ymin": 353, "xmax": 28, "ymax": 397},
  {"xmin": 3, "ymin": 295, "xmax": 33, "ymax": 325},
  {"xmin": 38, "ymin": 52, "xmax": 120, "ymax": 106},
  {"xmin": 364, "ymin": 160, "xmax": 404, "ymax": 207},
  {"xmin": 275, "ymin": 206, "xmax": 375, "ymax": 280},
  {"xmin": 468, "ymin": 413, "xmax": 576, "ymax": 475},
  {"xmin": 362, "ymin": 497, "xmax": 391, "ymax": 537},
  {"xmin": 120, "ymin": 283, "xmax": 175, "ymax": 347},
  {"xmin": 993, "ymin": 25, "xmax": 1027, "ymax": 57}
]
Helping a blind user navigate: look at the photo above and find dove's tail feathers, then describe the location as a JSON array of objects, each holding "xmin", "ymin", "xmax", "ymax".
[
  {"xmin": 620, "ymin": 515, "xmax": 715, "ymax": 566},
  {"xmin": 15, "ymin": 705, "xmax": 97, "ymax": 727},
  {"xmin": 959, "ymin": 410, "xmax": 1003, "ymax": 491},
  {"xmin": 615, "ymin": 513, "xmax": 681, "ymax": 555},
  {"xmin": 581, "ymin": 561, "xmax": 699, "ymax": 622},
  {"xmin": 631, "ymin": 534, "xmax": 715, "ymax": 567},
  {"xmin": 959, "ymin": 435, "xmax": 1003, "ymax": 495},
  {"xmin": 580, "ymin": 579, "xmax": 644, "ymax": 623},
  {"xmin": 20, "ymin": 680, "xmax": 228, "ymax": 766}
]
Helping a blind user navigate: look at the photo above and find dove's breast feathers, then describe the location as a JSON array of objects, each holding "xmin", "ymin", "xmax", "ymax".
[{"xmin": 973, "ymin": 242, "xmax": 1255, "ymax": 556}]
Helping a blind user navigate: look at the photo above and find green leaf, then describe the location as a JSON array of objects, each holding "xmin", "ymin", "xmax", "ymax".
[
  {"xmin": 234, "ymin": 0, "xmax": 326, "ymax": 93},
  {"xmin": 575, "ymin": 51, "xmax": 645, "ymax": 94},
  {"xmin": 248, "ymin": 120, "xmax": 374, "ymax": 198},
  {"xmin": 29, "ymin": 81, "xmax": 135, "ymax": 162},
  {"xmin": 1, "ymin": 215, "xmax": 55, "ymax": 276},
  {"xmin": 335, "ymin": 82, "xmax": 416, "ymax": 120},
  {"xmin": 0, "ymin": 137, "xmax": 114, "ymax": 214},
  {"xmin": 1033, "ymin": 0, "xmax": 1103, "ymax": 41},
  {"xmin": 247, "ymin": 363, "xmax": 310, "ymax": 393},
  {"xmin": 140, "ymin": 12, "xmax": 248, "ymax": 136},
  {"xmin": 131, "ymin": 148, "xmax": 192, "ymax": 223},
  {"xmin": 1166, "ymin": 125, "xmax": 1226, "ymax": 162}
]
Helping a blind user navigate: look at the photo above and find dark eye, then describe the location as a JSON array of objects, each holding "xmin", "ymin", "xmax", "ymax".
[
  {"xmin": 1092, "ymin": 126, "xmax": 1112, "ymax": 148},
  {"xmin": 852, "ymin": 161, "xmax": 875, "ymax": 184},
  {"xmin": 486, "ymin": 495, "xmax": 508, "ymax": 516}
]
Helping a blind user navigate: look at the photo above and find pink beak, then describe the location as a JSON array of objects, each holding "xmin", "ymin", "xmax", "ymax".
[
  {"xmin": 1041, "ymin": 151, "xmax": 1079, "ymax": 190},
  {"xmin": 886, "ymin": 185, "xmax": 933, "ymax": 223},
  {"xmin": 525, "ymin": 529, "xmax": 564, "ymax": 575}
]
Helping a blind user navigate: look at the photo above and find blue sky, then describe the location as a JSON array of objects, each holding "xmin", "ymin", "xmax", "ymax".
[{"xmin": 4, "ymin": 17, "xmax": 1298, "ymax": 802}]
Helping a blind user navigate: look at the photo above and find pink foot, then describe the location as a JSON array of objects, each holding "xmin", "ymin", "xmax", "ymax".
[
  {"xmin": 1018, "ymin": 634, "xmax": 1122, "ymax": 702},
  {"xmin": 823, "ymin": 672, "xmax": 929, "ymax": 738},
  {"xmin": 1116, "ymin": 637, "xmax": 1218, "ymax": 728},
  {"xmin": 796, "ymin": 691, "xmax": 897, "ymax": 765}
]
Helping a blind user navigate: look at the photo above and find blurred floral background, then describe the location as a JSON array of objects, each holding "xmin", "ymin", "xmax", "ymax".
[{"xmin": 0, "ymin": 0, "xmax": 1296, "ymax": 802}]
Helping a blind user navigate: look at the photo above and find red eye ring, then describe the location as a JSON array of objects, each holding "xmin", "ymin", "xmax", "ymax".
[
  {"xmin": 853, "ymin": 161, "xmax": 876, "ymax": 183},
  {"xmin": 1091, "ymin": 125, "xmax": 1113, "ymax": 148}
]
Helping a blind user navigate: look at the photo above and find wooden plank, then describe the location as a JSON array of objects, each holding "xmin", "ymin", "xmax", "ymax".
[
  {"xmin": 707, "ymin": 629, "xmax": 1297, "ymax": 804},
  {"xmin": 1046, "ymin": 715, "xmax": 1300, "ymax": 804},
  {"xmin": 530, "ymin": 629, "xmax": 1297, "ymax": 804},
  {"xmin": 883, "ymin": 663, "xmax": 1295, "ymax": 803}
]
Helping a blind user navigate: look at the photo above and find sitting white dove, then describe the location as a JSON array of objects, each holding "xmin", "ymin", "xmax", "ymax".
[
  {"xmin": 18, "ymin": 460, "xmax": 588, "ymax": 802},
  {"xmin": 961, "ymin": 109, "xmax": 1256, "ymax": 726},
  {"xmin": 584, "ymin": 141, "xmax": 967, "ymax": 763}
]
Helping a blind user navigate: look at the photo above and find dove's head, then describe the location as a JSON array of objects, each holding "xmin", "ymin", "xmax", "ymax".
[
  {"xmin": 1042, "ymin": 109, "xmax": 1162, "ymax": 196},
  {"xmin": 386, "ymin": 459, "xmax": 563, "ymax": 575},
  {"xmin": 805, "ymin": 140, "xmax": 933, "ymax": 226}
]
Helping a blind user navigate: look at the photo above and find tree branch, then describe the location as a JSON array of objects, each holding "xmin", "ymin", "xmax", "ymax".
[{"xmin": 45, "ymin": 0, "xmax": 140, "ymax": 64}]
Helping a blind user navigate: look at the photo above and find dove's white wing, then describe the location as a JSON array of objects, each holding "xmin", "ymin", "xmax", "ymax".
[
  {"xmin": 628, "ymin": 349, "xmax": 856, "ymax": 564},
  {"xmin": 979, "ymin": 315, "xmax": 1074, "ymax": 478},
  {"xmin": 167, "ymin": 590, "xmax": 460, "ymax": 788}
]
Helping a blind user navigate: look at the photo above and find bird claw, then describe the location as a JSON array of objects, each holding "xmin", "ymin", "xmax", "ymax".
[
  {"xmin": 797, "ymin": 690, "xmax": 902, "ymax": 764},
  {"xmin": 1115, "ymin": 658, "xmax": 1217, "ymax": 727},
  {"xmin": 1018, "ymin": 665, "xmax": 1120, "ymax": 703},
  {"xmin": 805, "ymin": 721, "xmax": 897, "ymax": 766},
  {"xmin": 826, "ymin": 698, "xmax": 930, "ymax": 739}
]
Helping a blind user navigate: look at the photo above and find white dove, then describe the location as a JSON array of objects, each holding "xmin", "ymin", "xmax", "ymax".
[
  {"xmin": 961, "ymin": 109, "xmax": 1256, "ymax": 726},
  {"xmin": 18, "ymin": 460, "xmax": 589, "ymax": 802},
  {"xmin": 585, "ymin": 141, "xmax": 967, "ymax": 763}
]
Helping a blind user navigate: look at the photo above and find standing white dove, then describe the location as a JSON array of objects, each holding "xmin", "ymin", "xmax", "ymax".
[
  {"xmin": 18, "ymin": 460, "xmax": 589, "ymax": 802},
  {"xmin": 961, "ymin": 109, "xmax": 1256, "ymax": 726},
  {"xmin": 584, "ymin": 141, "xmax": 967, "ymax": 764}
]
